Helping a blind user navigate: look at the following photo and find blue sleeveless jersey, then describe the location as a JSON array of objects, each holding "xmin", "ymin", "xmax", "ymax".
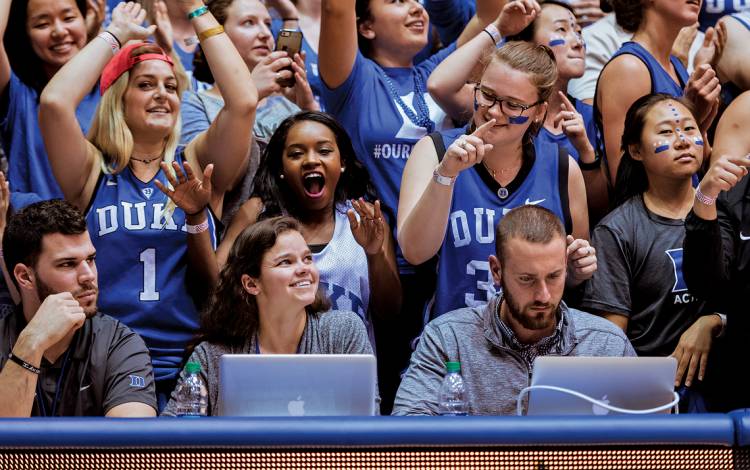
[
  {"xmin": 537, "ymin": 96, "xmax": 598, "ymax": 162},
  {"xmin": 85, "ymin": 151, "xmax": 216, "ymax": 382},
  {"xmin": 610, "ymin": 42, "xmax": 688, "ymax": 97},
  {"xmin": 431, "ymin": 128, "xmax": 571, "ymax": 318}
]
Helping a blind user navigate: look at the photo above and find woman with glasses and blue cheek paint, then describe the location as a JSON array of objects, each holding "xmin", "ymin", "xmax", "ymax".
[
  {"xmin": 399, "ymin": 41, "xmax": 595, "ymax": 319},
  {"xmin": 428, "ymin": 0, "xmax": 607, "ymax": 220}
]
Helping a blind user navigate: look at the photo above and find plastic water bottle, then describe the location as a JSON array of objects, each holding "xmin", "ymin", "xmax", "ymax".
[
  {"xmin": 438, "ymin": 361, "xmax": 468, "ymax": 416},
  {"xmin": 175, "ymin": 362, "xmax": 208, "ymax": 417}
]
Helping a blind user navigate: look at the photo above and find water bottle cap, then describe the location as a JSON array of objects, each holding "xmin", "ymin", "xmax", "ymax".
[
  {"xmin": 445, "ymin": 361, "xmax": 461, "ymax": 373},
  {"xmin": 185, "ymin": 362, "xmax": 201, "ymax": 374}
]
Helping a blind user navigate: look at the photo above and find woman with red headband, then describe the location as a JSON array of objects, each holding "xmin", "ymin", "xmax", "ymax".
[{"xmin": 38, "ymin": 1, "xmax": 256, "ymax": 409}]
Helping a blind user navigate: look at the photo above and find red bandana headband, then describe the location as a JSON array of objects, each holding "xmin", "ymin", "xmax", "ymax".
[{"xmin": 100, "ymin": 42, "xmax": 174, "ymax": 95}]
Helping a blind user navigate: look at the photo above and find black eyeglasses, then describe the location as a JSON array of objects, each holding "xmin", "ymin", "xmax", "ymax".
[{"xmin": 473, "ymin": 86, "xmax": 541, "ymax": 118}]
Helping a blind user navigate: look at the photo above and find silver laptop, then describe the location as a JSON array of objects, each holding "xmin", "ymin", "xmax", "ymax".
[
  {"xmin": 218, "ymin": 354, "xmax": 377, "ymax": 416},
  {"xmin": 525, "ymin": 356, "xmax": 678, "ymax": 416}
]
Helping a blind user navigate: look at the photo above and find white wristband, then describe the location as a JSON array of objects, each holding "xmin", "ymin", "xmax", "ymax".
[
  {"xmin": 185, "ymin": 218, "xmax": 209, "ymax": 234},
  {"xmin": 695, "ymin": 185, "xmax": 717, "ymax": 206},
  {"xmin": 97, "ymin": 31, "xmax": 120, "ymax": 55}
]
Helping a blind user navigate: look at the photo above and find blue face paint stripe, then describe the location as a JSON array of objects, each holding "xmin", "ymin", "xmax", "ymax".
[
  {"xmin": 508, "ymin": 115, "xmax": 529, "ymax": 124},
  {"xmin": 694, "ymin": 138, "xmax": 704, "ymax": 146},
  {"xmin": 548, "ymin": 39, "xmax": 566, "ymax": 47},
  {"xmin": 654, "ymin": 144, "xmax": 670, "ymax": 153}
]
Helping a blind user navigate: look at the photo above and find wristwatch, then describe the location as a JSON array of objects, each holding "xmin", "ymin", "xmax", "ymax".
[{"xmin": 433, "ymin": 167, "xmax": 456, "ymax": 186}]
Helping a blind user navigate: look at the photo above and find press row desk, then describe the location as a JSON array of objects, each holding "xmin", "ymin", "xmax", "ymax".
[{"xmin": 1, "ymin": 413, "xmax": 749, "ymax": 469}]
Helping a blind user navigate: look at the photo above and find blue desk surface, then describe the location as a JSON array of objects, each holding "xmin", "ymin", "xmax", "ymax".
[{"xmin": 0, "ymin": 415, "xmax": 735, "ymax": 448}]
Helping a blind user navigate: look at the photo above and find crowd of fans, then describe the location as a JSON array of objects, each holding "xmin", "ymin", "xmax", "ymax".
[{"xmin": 1, "ymin": 0, "xmax": 750, "ymax": 417}]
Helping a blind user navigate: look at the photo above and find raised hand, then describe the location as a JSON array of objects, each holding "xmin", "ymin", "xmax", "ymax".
[
  {"xmin": 697, "ymin": 153, "xmax": 750, "ymax": 200},
  {"xmin": 567, "ymin": 0, "xmax": 604, "ymax": 27},
  {"xmin": 347, "ymin": 199, "xmax": 386, "ymax": 256},
  {"xmin": 672, "ymin": 23, "xmax": 699, "ymax": 68},
  {"xmin": 282, "ymin": 52, "xmax": 319, "ymax": 111},
  {"xmin": 107, "ymin": 2, "xmax": 157, "ymax": 45},
  {"xmin": 694, "ymin": 21, "xmax": 728, "ymax": 70},
  {"xmin": 25, "ymin": 293, "xmax": 87, "ymax": 352},
  {"xmin": 154, "ymin": 161, "xmax": 214, "ymax": 216},
  {"xmin": 494, "ymin": 0, "xmax": 541, "ymax": 38},
  {"xmin": 437, "ymin": 119, "xmax": 496, "ymax": 178},
  {"xmin": 251, "ymin": 51, "xmax": 293, "ymax": 100},
  {"xmin": 566, "ymin": 235, "xmax": 596, "ymax": 285},
  {"xmin": 85, "ymin": 0, "xmax": 106, "ymax": 42},
  {"xmin": 684, "ymin": 64, "xmax": 722, "ymax": 131},
  {"xmin": 153, "ymin": 0, "xmax": 174, "ymax": 54},
  {"xmin": 554, "ymin": 91, "xmax": 594, "ymax": 161}
]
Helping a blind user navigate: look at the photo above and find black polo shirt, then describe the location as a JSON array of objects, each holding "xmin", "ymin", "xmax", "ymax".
[{"xmin": 0, "ymin": 307, "xmax": 157, "ymax": 416}]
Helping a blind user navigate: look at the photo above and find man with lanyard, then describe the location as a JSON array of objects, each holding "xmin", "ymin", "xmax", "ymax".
[{"xmin": 0, "ymin": 200, "xmax": 156, "ymax": 417}]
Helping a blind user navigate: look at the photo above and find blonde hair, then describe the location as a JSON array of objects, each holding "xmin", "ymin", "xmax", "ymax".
[
  {"xmin": 87, "ymin": 44, "xmax": 189, "ymax": 174},
  {"xmin": 480, "ymin": 41, "xmax": 558, "ymax": 137}
]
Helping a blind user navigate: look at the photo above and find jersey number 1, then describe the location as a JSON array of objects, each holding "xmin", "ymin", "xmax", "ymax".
[{"xmin": 139, "ymin": 248, "xmax": 160, "ymax": 301}]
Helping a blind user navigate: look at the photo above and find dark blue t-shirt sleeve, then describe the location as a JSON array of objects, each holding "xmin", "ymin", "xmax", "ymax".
[{"xmin": 424, "ymin": 0, "xmax": 474, "ymax": 45}]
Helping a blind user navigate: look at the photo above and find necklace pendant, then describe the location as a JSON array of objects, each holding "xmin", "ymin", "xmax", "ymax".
[{"xmin": 497, "ymin": 187, "xmax": 509, "ymax": 199}]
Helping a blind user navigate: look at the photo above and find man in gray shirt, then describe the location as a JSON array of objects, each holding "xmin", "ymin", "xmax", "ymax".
[
  {"xmin": 392, "ymin": 206, "xmax": 635, "ymax": 416},
  {"xmin": 0, "ymin": 200, "xmax": 156, "ymax": 417}
]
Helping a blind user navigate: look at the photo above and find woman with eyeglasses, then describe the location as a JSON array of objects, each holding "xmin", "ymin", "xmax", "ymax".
[{"xmin": 398, "ymin": 40, "xmax": 594, "ymax": 318}]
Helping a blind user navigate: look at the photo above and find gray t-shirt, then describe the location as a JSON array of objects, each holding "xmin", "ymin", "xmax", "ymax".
[
  {"xmin": 161, "ymin": 310, "xmax": 375, "ymax": 416},
  {"xmin": 0, "ymin": 308, "xmax": 157, "ymax": 416},
  {"xmin": 581, "ymin": 196, "xmax": 708, "ymax": 356}
]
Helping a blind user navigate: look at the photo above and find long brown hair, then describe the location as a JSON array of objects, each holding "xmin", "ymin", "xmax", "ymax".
[{"xmin": 199, "ymin": 216, "xmax": 331, "ymax": 346}]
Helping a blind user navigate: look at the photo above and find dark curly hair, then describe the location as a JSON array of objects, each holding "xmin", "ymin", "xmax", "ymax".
[
  {"xmin": 252, "ymin": 111, "xmax": 377, "ymax": 219},
  {"xmin": 199, "ymin": 216, "xmax": 331, "ymax": 347},
  {"xmin": 5, "ymin": 0, "xmax": 89, "ymax": 94},
  {"xmin": 3, "ymin": 199, "xmax": 88, "ymax": 283},
  {"xmin": 611, "ymin": 0, "xmax": 643, "ymax": 32}
]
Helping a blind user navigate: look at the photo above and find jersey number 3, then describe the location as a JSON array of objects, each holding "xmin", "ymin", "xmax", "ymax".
[{"xmin": 139, "ymin": 248, "xmax": 160, "ymax": 301}]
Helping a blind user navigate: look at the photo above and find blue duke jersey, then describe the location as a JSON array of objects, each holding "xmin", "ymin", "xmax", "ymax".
[
  {"xmin": 701, "ymin": 0, "xmax": 750, "ymax": 30},
  {"xmin": 321, "ymin": 47, "xmax": 456, "ymax": 272},
  {"xmin": 314, "ymin": 202, "xmax": 374, "ymax": 348},
  {"xmin": 432, "ymin": 128, "xmax": 572, "ymax": 318},
  {"xmin": 609, "ymin": 42, "xmax": 688, "ymax": 97},
  {"xmin": 85, "ymin": 151, "xmax": 216, "ymax": 382}
]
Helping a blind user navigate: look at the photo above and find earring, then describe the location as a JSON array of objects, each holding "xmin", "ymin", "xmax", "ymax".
[
  {"xmin": 279, "ymin": 174, "xmax": 285, "ymax": 179},
  {"xmin": 341, "ymin": 167, "xmax": 346, "ymax": 173}
]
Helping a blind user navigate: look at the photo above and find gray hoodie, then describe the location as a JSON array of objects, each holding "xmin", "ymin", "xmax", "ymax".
[{"xmin": 392, "ymin": 296, "xmax": 636, "ymax": 416}]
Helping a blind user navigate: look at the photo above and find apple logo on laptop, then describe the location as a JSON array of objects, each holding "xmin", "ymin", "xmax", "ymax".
[
  {"xmin": 288, "ymin": 396, "xmax": 305, "ymax": 416},
  {"xmin": 592, "ymin": 395, "xmax": 610, "ymax": 415}
]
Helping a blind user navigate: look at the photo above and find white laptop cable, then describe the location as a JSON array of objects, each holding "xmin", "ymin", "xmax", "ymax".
[{"xmin": 516, "ymin": 385, "xmax": 681, "ymax": 416}]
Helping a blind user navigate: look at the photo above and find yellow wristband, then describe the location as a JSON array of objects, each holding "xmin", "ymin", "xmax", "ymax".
[{"xmin": 198, "ymin": 25, "xmax": 225, "ymax": 43}]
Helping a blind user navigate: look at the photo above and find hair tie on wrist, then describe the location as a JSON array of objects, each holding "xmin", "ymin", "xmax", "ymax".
[{"xmin": 187, "ymin": 5, "xmax": 208, "ymax": 19}]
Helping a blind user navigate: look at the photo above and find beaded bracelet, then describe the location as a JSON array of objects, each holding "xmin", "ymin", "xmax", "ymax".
[
  {"xmin": 695, "ymin": 185, "xmax": 717, "ymax": 206},
  {"xmin": 187, "ymin": 5, "xmax": 208, "ymax": 19}
]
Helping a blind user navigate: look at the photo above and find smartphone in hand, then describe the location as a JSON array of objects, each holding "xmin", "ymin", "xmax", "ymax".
[{"xmin": 275, "ymin": 29, "xmax": 303, "ymax": 88}]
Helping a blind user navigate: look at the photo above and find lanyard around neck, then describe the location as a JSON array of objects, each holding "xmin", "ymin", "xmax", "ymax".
[{"xmin": 36, "ymin": 347, "xmax": 73, "ymax": 417}]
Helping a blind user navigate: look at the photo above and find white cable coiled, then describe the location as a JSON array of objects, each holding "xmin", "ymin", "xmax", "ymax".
[{"xmin": 516, "ymin": 385, "xmax": 681, "ymax": 416}]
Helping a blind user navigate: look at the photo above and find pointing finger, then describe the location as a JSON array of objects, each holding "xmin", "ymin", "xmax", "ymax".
[{"xmin": 472, "ymin": 119, "xmax": 496, "ymax": 139}]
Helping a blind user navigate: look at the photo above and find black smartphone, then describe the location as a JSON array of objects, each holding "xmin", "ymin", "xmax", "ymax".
[{"xmin": 275, "ymin": 29, "xmax": 303, "ymax": 88}]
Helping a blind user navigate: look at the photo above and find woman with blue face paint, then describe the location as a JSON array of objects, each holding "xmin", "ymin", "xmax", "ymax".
[
  {"xmin": 581, "ymin": 94, "xmax": 721, "ymax": 412},
  {"xmin": 429, "ymin": 0, "xmax": 608, "ymax": 220},
  {"xmin": 399, "ymin": 41, "xmax": 595, "ymax": 318}
]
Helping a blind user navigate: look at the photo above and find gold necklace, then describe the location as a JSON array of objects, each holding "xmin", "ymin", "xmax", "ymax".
[{"xmin": 481, "ymin": 159, "xmax": 521, "ymax": 179}]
